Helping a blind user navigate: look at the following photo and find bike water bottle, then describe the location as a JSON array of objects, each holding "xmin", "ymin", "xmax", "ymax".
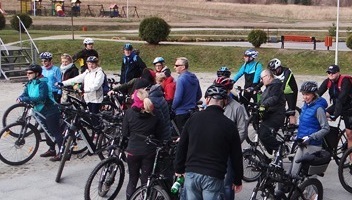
[{"xmin": 171, "ymin": 176, "xmax": 184, "ymax": 195}]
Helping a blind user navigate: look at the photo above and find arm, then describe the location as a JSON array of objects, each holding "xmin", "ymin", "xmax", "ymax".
[
  {"xmin": 172, "ymin": 77, "xmax": 184, "ymax": 111},
  {"xmin": 174, "ymin": 119, "xmax": 190, "ymax": 174},
  {"xmin": 20, "ymin": 81, "xmax": 48, "ymax": 104},
  {"xmin": 85, "ymin": 71, "xmax": 105, "ymax": 93},
  {"xmin": 230, "ymin": 125, "xmax": 243, "ymax": 186},
  {"xmin": 122, "ymin": 110, "xmax": 130, "ymax": 138},
  {"xmin": 334, "ymin": 78, "xmax": 352, "ymax": 117},
  {"xmin": 196, "ymin": 82, "xmax": 202, "ymax": 102},
  {"xmin": 252, "ymin": 62, "xmax": 263, "ymax": 84},
  {"xmin": 261, "ymin": 83, "xmax": 283, "ymax": 107},
  {"xmin": 286, "ymin": 74, "xmax": 298, "ymax": 111},
  {"xmin": 235, "ymin": 104, "xmax": 249, "ymax": 143},
  {"xmin": 233, "ymin": 64, "xmax": 245, "ymax": 82},
  {"xmin": 309, "ymin": 107, "xmax": 330, "ymax": 141},
  {"xmin": 317, "ymin": 79, "xmax": 329, "ymax": 97},
  {"xmin": 62, "ymin": 72, "xmax": 86, "ymax": 86},
  {"xmin": 55, "ymin": 67, "xmax": 62, "ymax": 94},
  {"xmin": 72, "ymin": 49, "xmax": 84, "ymax": 63}
]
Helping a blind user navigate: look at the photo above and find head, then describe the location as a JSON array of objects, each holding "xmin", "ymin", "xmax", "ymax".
[
  {"xmin": 300, "ymin": 81, "xmax": 318, "ymax": 104},
  {"xmin": 26, "ymin": 64, "xmax": 42, "ymax": 80},
  {"xmin": 123, "ymin": 43, "xmax": 133, "ymax": 56},
  {"xmin": 213, "ymin": 77, "xmax": 234, "ymax": 93},
  {"xmin": 132, "ymin": 89, "xmax": 154, "ymax": 113},
  {"xmin": 153, "ymin": 57, "xmax": 165, "ymax": 73},
  {"xmin": 260, "ymin": 69, "xmax": 274, "ymax": 86},
  {"xmin": 244, "ymin": 49, "xmax": 258, "ymax": 63},
  {"xmin": 326, "ymin": 64, "xmax": 340, "ymax": 82},
  {"xmin": 83, "ymin": 38, "xmax": 94, "ymax": 50},
  {"xmin": 39, "ymin": 52, "xmax": 53, "ymax": 68},
  {"xmin": 268, "ymin": 58, "xmax": 282, "ymax": 75},
  {"xmin": 204, "ymin": 84, "xmax": 228, "ymax": 108},
  {"xmin": 86, "ymin": 56, "xmax": 99, "ymax": 71},
  {"xmin": 61, "ymin": 53, "xmax": 73, "ymax": 66},
  {"xmin": 155, "ymin": 73, "xmax": 166, "ymax": 85},
  {"xmin": 216, "ymin": 66, "xmax": 231, "ymax": 78},
  {"xmin": 141, "ymin": 68, "xmax": 156, "ymax": 85},
  {"xmin": 174, "ymin": 57, "xmax": 189, "ymax": 74}
]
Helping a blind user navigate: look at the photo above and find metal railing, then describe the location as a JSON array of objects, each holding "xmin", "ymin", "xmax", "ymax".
[
  {"xmin": 0, "ymin": 37, "xmax": 10, "ymax": 79},
  {"xmin": 17, "ymin": 16, "xmax": 39, "ymax": 64}
]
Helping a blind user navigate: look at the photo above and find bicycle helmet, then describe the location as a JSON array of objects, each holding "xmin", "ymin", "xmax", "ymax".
[
  {"xmin": 300, "ymin": 81, "xmax": 318, "ymax": 93},
  {"xmin": 216, "ymin": 66, "xmax": 231, "ymax": 78},
  {"xmin": 153, "ymin": 57, "xmax": 165, "ymax": 65},
  {"xmin": 39, "ymin": 52, "xmax": 53, "ymax": 60},
  {"xmin": 83, "ymin": 38, "xmax": 94, "ymax": 45},
  {"xmin": 26, "ymin": 64, "xmax": 42, "ymax": 75},
  {"xmin": 214, "ymin": 77, "xmax": 234, "ymax": 90},
  {"xmin": 86, "ymin": 56, "xmax": 99, "ymax": 63},
  {"xmin": 123, "ymin": 43, "xmax": 133, "ymax": 50},
  {"xmin": 204, "ymin": 84, "xmax": 228, "ymax": 100},
  {"xmin": 268, "ymin": 58, "xmax": 281, "ymax": 70},
  {"xmin": 244, "ymin": 49, "xmax": 258, "ymax": 59}
]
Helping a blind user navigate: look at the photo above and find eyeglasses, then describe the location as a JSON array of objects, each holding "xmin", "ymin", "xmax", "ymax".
[
  {"xmin": 155, "ymin": 64, "xmax": 163, "ymax": 67},
  {"xmin": 327, "ymin": 71, "xmax": 336, "ymax": 75},
  {"xmin": 87, "ymin": 43, "xmax": 94, "ymax": 45},
  {"xmin": 174, "ymin": 64, "xmax": 184, "ymax": 67},
  {"xmin": 26, "ymin": 72, "xmax": 34, "ymax": 75},
  {"xmin": 260, "ymin": 75, "xmax": 268, "ymax": 80}
]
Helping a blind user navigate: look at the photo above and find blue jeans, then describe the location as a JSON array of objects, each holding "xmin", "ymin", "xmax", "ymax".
[
  {"xmin": 182, "ymin": 172, "xmax": 224, "ymax": 200},
  {"xmin": 224, "ymin": 158, "xmax": 235, "ymax": 200}
]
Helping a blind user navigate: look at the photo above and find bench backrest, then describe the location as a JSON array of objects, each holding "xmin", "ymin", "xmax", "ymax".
[{"xmin": 282, "ymin": 35, "xmax": 315, "ymax": 42}]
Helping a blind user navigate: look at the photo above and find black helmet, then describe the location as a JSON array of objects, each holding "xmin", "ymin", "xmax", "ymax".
[
  {"xmin": 86, "ymin": 56, "xmax": 99, "ymax": 63},
  {"xmin": 300, "ymin": 81, "xmax": 318, "ymax": 93},
  {"xmin": 204, "ymin": 84, "xmax": 228, "ymax": 100},
  {"xmin": 123, "ymin": 43, "xmax": 133, "ymax": 50},
  {"xmin": 26, "ymin": 64, "xmax": 42, "ymax": 75},
  {"xmin": 216, "ymin": 66, "xmax": 231, "ymax": 78}
]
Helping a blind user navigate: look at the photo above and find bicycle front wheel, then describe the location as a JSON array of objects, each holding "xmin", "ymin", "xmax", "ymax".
[
  {"xmin": 291, "ymin": 178, "xmax": 323, "ymax": 200},
  {"xmin": 55, "ymin": 135, "xmax": 73, "ymax": 183},
  {"xmin": 0, "ymin": 122, "xmax": 40, "ymax": 166},
  {"xmin": 2, "ymin": 103, "xmax": 36, "ymax": 127},
  {"xmin": 242, "ymin": 148, "xmax": 265, "ymax": 182},
  {"xmin": 130, "ymin": 185, "xmax": 171, "ymax": 200},
  {"xmin": 338, "ymin": 147, "xmax": 352, "ymax": 193},
  {"xmin": 84, "ymin": 157, "xmax": 125, "ymax": 200},
  {"xmin": 333, "ymin": 129, "xmax": 347, "ymax": 165}
]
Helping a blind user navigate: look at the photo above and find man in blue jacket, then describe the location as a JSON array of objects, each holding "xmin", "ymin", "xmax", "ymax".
[{"xmin": 172, "ymin": 57, "xmax": 202, "ymax": 134}]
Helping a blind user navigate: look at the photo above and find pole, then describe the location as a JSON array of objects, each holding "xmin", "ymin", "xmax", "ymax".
[
  {"xmin": 335, "ymin": 0, "xmax": 340, "ymax": 65},
  {"xmin": 71, "ymin": 6, "xmax": 74, "ymax": 40},
  {"xmin": 127, "ymin": 0, "xmax": 129, "ymax": 19},
  {"xmin": 33, "ymin": 1, "xmax": 36, "ymax": 16}
]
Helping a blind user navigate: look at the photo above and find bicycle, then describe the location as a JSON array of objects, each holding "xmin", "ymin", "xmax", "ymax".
[
  {"xmin": 338, "ymin": 147, "xmax": 352, "ymax": 193},
  {"xmin": 129, "ymin": 137, "xmax": 178, "ymax": 200},
  {"xmin": 247, "ymin": 139, "xmax": 329, "ymax": 200},
  {"xmin": 84, "ymin": 113, "xmax": 127, "ymax": 200}
]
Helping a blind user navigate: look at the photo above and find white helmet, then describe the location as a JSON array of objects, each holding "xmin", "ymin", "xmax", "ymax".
[
  {"xmin": 83, "ymin": 38, "xmax": 94, "ymax": 45},
  {"xmin": 268, "ymin": 58, "xmax": 281, "ymax": 70}
]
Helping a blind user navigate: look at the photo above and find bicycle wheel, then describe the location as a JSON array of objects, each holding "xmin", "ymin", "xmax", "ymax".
[
  {"xmin": 333, "ymin": 129, "xmax": 348, "ymax": 165},
  {"xmin": 2, "ymin": 103, "xmax": 35, "ymax": 127},
  {"xmin": 71, "ymin": 129, "xmax": 88, "ymax": 154},
  {"xmin": 291, "ymin": 178, "xmax": 323, "ymax": 200},
  {"xmin": 242, "ymin": 149, "xmax": 265, "ymax": 182},
  {"xmin": 338, "ymin": 147, "xmax": 352, "ymax": 193},
  {"xmin": 129, "ymin": 185, "xmax": 171, "ymax": 200},
  {"xmin": 96, "ymin": 133, "xmax": 110, "ymax": 160},
  {"xmin": 246, "ymin": 130, "xmax": 257, "ymax": 146},
  {"xmin": 56, "ymin": 135, "xmax": 73, "ymax": 183},
  {"xmin": 0, "ymin": 122, "xmax": 40, "ymax": 166},
  {"xmin": 84, "ymin": 157, "xmax": 125, "ymax": 200}
]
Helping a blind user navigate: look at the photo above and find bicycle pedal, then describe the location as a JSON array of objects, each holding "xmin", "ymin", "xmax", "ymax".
[{"xmin": 78, "ymin": 151, "xmax": 89, "ymax": 159}]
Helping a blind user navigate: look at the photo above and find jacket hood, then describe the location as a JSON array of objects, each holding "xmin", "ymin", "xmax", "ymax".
[
  {"xmin": 180, "ymin": 71, "xmax": 199, "ymax": 85},
  {"xmin": 308, "ymin": 96, "xmax": 328, "ymax": 109},
  {"xmin": 149, "ymin": 84, "xmax": 164, "ymax": 98}
]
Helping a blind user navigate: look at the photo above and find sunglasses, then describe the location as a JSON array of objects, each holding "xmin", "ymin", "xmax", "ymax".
[
  {"xmin": 174, "ymin": 64, "xmax": 184, "ymax": 67},
  {"xmin": 327, "ymin": 71, "xmax": 336, "ymax": 75},
  {"xmin": 27, "ymin": 72, "xmax": 34, "ymax": 75}
]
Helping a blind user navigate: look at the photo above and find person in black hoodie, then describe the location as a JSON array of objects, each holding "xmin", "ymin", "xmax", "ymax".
[
  {"xmin": 72, "ymin": 38, "xmax": 99, "ymax": 74},
  {"xmin": 122, "ymin": 89, "xmax": 162, "ymax": 200}
]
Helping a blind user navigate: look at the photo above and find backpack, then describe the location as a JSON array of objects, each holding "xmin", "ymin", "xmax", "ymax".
[
  {"xmin": 96, "ymin": 71, "xmax": 110, "ymax": 95},
  {"xmin": 326, "ymin": 75, "xmax": 352, "ymax": 91}
]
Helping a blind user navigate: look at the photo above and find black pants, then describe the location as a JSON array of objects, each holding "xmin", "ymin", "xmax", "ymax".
[
  {"xmin": 174, "ymin": 113, "xmax": 191, "ymax": 135},
  {"xmin": 53, "ymin": 92, "xmax": 62, "ymax": 104},
  {"xmin": 126, "ymin": 153, "xmax": 155, "ymax": 199},
  {"xmin": 87, "ymin": 102, "xmax": 101, "ymax": 127},
  {"xmin": 258, "ymin": 124, "xmax": 281, "ymax": 154},
  {"xmin": 37, "ymin": 112, "xmax": 63, "ymax": 150}
]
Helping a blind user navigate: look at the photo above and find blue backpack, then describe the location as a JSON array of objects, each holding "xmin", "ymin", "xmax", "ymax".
[{"xmin": 96, "ymin": 71, "xmax": 110, "ymax": 95}]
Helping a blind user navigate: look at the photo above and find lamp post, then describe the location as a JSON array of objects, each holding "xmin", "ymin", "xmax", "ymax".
[
  {"xmin": 335, "ymin": 0, "xmax": 340, "ymax": 65},
  {"xmin": 127, "ymin": 0, "xmax": 129, "ymax": 19}
]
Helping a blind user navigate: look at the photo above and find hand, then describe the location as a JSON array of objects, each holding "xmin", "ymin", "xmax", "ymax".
[
  {"xmin": 107, "ymin": 90, "xmax": 115, "ymax": 96},
  {"xmin": 329, "ymin": 115, "xmax": 337, "ymax": 121},
  {"xmin": 302, "ymin": 136, "xmax": 310, "ymax": 144},
  {"xmin": 246, "ymin": 87, "xmax": 254, "ymax": 93},
  {"xmin": 258, "ymin": 106, "xmax": 266, "ymax": 119},
  {"xmin": 16, "ymin": 97, "xmax": 22, "ymax": 103},
  {"xmin": 232, "ymin": 184, "xmax": 242, "ymax": 193},
  {"xmin": 55, "ymin": 82, "xmax": 64, "ymax": 88}
]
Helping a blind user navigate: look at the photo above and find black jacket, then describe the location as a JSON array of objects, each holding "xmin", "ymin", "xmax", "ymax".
[
  {"xmin": 120, "ymin": 53, "xmax": 146, "ymax": 84},
  {"xmin": 174, "ymin": 105, "xmax": 243, "ymax": 185}
]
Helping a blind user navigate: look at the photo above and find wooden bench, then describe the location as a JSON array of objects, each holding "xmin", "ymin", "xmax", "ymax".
[{"xmin": 281, "ymin": 35, "xmax": 316, "ymax": 50}]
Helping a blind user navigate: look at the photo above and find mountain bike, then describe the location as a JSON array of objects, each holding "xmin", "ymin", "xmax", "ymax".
[{"xmin": 338, "ymin": 147, "xmax": 352, "ymax": 193}]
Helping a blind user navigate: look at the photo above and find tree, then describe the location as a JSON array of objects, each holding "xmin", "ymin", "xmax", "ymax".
[
  {"xmin": 10, "ymin": 13, "xmax": 33, "ymax": 32},
  {"xmin": 139, "ymin": 17, "xmax": 170, "ymax": 45},
  {"xmin": 346, "ymin": 34, "xmax": 352, "ymax": 50},
  {"xmin": 248, "ymin": 29, "xmax": 267, "ymax": 48}
]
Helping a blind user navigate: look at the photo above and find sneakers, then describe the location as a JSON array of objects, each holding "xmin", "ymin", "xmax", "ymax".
[
  {"xmin": 40, "ymin": 149, "xmax": 56, "ymax": 157},
  {"xmin": 49, "ymin": 154, "xmax": 61, "ymax": 162}
]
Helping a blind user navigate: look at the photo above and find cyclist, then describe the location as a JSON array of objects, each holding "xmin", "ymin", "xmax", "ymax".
[
  {"xmin": 72, "ymin": 38, "xmax": 99, "ymax": 74},
  {"xmin": 317, "ymin": 64, "xmax": 352, "ymax": 165},
  {"xmin": 120, "ymin": 43, "xmax": 146, "ymax": 84},
  {"xmin": 233, "ymin": 49, "xmax": 263, "ymax": 105},
  {"xmin": 153, "ymin": 57, "xmax": 175, "ymax": 106},
  {"xmin": 268, "ymin": 58, "xmax": 298, "ymax": 126},
  {"xmin": 290, "ymin": 81, "xmax": 330, "ymax": 176},
  {"xmin": 214, "ymin": 76, "xmax": 248, "ymax": 200},
  {"xmin": 17, "ymin": 64, "xmax": 63, "ymax": 161},
  {"xmin": 40, "ymin": 52, "xmax": 62, "ymax": 103},
  {"xmin": 174, "ymin": 84, "xmax": 243, "ymax": 200},
  {"xmin": 217, "ymin": 66, "xmax": 231, "ymax": 78},
  {"xmin": 59, "ymin": 53, "xmax": 79, "ymax": 103}
]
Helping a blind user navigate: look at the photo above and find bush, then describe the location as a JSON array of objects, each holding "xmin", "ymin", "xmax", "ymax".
[
  {"xmin": 328, "ymin": 23, "xmax": 336, "ymax": 37},
  {"xmin": 139, "ymin": 17, "xmax": 170, "ymax": 45},
  {"xmin": 10, "ymin": 13, "xmax": 33, "ymax": 32},
  {"xmin": 0, "ymin": 13, "xmax": 5, "ymax": 30},
  {"xmin": 346, "ymin": 34, "xmax": 352, "ymax": 50},
  {"xmin": 247, "ymin": 29, "xmax": 267, "ymax": 48}
]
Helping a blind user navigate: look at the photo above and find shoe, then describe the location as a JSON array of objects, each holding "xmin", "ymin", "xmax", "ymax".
[
  {"xmin": 40, "ymin": 149, "xmax": 56, "ymax": 157},
  {"xmin": 49, "ymin": 154, "xmax": 61, "ymax": 162}
]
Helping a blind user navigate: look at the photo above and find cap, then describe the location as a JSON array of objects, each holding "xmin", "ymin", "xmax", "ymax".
[{"xmin": 326, "ymin": 65, "xmax": 340, "ymax": 74}]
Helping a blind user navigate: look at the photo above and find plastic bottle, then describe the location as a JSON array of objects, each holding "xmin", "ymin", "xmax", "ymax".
[{"xmin": 170, "ymin": 176, "xmax": 184, "ymax": 195}]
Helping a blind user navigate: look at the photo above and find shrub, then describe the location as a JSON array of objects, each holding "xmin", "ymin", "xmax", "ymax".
[
  {"xmin": 328, "ymin": 23, "xmax": 336, "ymax": 37},
  {"xmin": 139, "ymin": 17, "xmax": 170, "ymax": 45},
  {"xmin": 0, "ymin": 13, "xmax": 5, "ymax": 30},
  {"xmin": 346, "ymin": 34, "xmax": 352, "ymax": 50},
  {"xmin": 10, "ymin": 13, "xmax": 33, "ymax": 32},
  {"xmin": 247, "ymin": 29, "xmax": 267, "ymax": 48}
]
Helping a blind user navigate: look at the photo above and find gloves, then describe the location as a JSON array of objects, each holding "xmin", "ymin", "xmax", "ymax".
[
  {"xmin": 55, "ymin": 82, "xmax": 64, "ymax": 88},
  {"xmin": 258, "ymin": 105, "xmax": 266, "ymax": 119},
  {"xmin": 302, "ymin": 136, "xmax": 310, "ymax": 144},
  {"xmin": 246, "ymin": 87, "xmax": 255, "ymax": 93},
  {"xmin": 329, "ymin": 115, "xmax": 337, "ymax": 121}
]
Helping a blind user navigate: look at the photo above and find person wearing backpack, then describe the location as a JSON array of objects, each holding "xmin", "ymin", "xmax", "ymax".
[
  {"xmin": 120, "ymin": 43, "xmax": 146, "ymax": 84},
  {"xmin": 318, "ymin": 64, "xmax": 352, "ymax": 162}
]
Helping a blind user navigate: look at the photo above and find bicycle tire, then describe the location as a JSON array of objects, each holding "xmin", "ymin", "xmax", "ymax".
[
  {"xmin": 0, "ymin": 122, "xmax": 40, "ymax": 166},
  {"xmin": 338, "ymin": 147, "xmax": 352, "ymax": 193},
  {"xmin": 84, "ymin": 157, "xmax": 125, "ymax": 200},
  {"xmin": 243, "ymin": 149, "xmax": 266, "ymax": 182},
  {"xmin": 291, "ymin": 178, "xmax": 323, "ymax": 200},
  {"xmin": 129, "ymin": 185, "xmax": 171, "ymax": 200},
  {"xmin": 246, "ymin": 130, "xmax": 257, "ymax": 146},
  {"xmin": 333, "ymin": 129, "xmax": 347, "ymax": 165},
  {"xmin": 55, "ymin": 135, "xmax": 73, "ymax": 183},
  {"xmin": 2, "ymin": 103, "xmax": 35, "ymax": 127},
  {"xmin": 96, "ymin": 133, "xmax": 109, "ymax": 160},
  {"xmin": 71, "ymin": 129, "xmax": 88, "ymax": 155}
]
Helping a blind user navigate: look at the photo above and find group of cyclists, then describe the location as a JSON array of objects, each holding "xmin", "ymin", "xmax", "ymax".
[{"xmin": 8, "ymin": 38, "xmax": 352, "ymax": 199}]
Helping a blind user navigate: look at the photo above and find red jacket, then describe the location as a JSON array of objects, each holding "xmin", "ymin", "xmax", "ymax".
[{"xmin": 162, "ymin": 76, "xmax": 176, "ymax": 103}]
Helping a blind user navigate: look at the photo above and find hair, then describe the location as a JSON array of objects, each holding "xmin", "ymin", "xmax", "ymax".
[
  {"xmin": 61, "ymin": 53, "xmax": 72, "ymax": 63},
  {"xmin": 141, "ymin": 68, "xmax": 156, "ymax": 84},
  {"xmin": 176, "ymin": 57, "xmax": 189, "ymax": 69},
  {"xmin": 135, "ymin": 89, "xmax": 154, "ymax": 113},
  {"xmin": 155, "ymin": 73, "xmax": 166, "ymax": 84},
  {"xmin": 262, "ymin": 69, "xmax": 274, "ymax": 79}
]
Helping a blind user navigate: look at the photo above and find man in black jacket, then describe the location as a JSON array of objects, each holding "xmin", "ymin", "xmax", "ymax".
[
  {"xmin": 120, "ymin": 43, "xmax": 146, "ymax": 84},
  {"xmin": 174, "ymin": 85, "xmax": 243, "ymax": 200}
]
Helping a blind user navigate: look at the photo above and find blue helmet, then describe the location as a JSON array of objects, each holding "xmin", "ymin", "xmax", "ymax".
[
  {"xmin": 123, "ymin": 43, "xmax": 133, "ymax": 50},
  {"xmin": 86, "ymin": 56, "xmax": 99, "ymax": 63},
  {"xmin": 217, "ymin": 66, "xmax": 231, "ymax": 78},
  {"xmin": 39, "ymin": 52, "xmax": 53, "ymax": 60},
  {"xmin": 153, "ymin": 57, "xmax": 165, "ymax": 65},
  {"xmin": 244, "ymin": 49, "xmax": 258, "ymax": 59}
]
